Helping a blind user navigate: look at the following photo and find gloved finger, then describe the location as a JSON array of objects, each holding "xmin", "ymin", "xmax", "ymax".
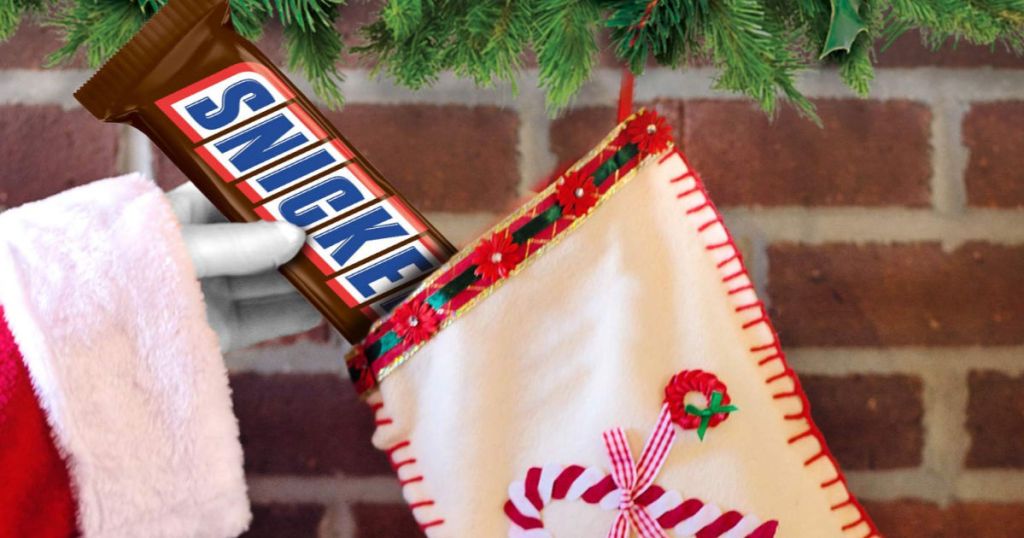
[
  {"xmin": 226, "ymin": 294, "xmax": 323, "ymax": 351},
  {"xmin": 183, "ymin": 221, "xmax": 306, "ymax": 278},
  {"xmin": 226, "ymin": 270, "xmax": 296, "ymax": 300},
  {"xmin": 167, "ymin": 182, "xmax": 227, "ymax": 225}
]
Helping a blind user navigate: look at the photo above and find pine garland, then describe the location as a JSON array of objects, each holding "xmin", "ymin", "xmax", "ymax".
[{"xmin": 2, "ymin": 0, "xmax": 1023, "ymax": 116}]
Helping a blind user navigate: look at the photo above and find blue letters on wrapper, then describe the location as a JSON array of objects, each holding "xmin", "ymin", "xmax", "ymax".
[{"xmin": 184, "ymin": 78, "xmax": 275, "ymax": 131}]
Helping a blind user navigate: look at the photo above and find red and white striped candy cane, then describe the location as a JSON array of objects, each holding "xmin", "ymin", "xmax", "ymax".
[{"xmin": 504, "ymin": 465, "xmax": 778, "ymax": 537}]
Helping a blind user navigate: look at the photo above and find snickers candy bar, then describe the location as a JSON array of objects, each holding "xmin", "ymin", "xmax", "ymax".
[{"xmin": 75, "ymin": 0, "xmax": 455, "ymax": 343}]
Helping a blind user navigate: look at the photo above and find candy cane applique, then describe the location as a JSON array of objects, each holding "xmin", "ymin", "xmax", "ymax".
[{"xmin": 505, "ymin": 393, "xmax": 778, "ymax": 537}]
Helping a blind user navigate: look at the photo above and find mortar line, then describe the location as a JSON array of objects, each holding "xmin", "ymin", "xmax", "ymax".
[
  {"xmin": 846, "ymin": 469, "xmax": 950, "ymax": 504},
  {"xmin": 849, "ymin": 469, "xmax": 1024, "ymax": 504},
  {"xmin": 917, "ymin": 361, "xmax": 970, "ymax": 505},
  {"xmin": 4, "ymin": 68, "xmax": 1024, "ymax": 108},
  {"xmin": 122, "ymin": 127, "xmax": 154, "ymax": 179},
  {"xmin": 955, "ymin": 470, "xmax": 1024, "ymax": 501},
  {"xmin": 721, "ymin": 214, "xmax": 773, "ymax": 304},
  {"xmin": 930, "ymin": 96, "xmax": 970, "ymax": 216},
  {"xmin": 516, "ymin": 82, "xmax": 558, "ymax": 196},
  {"xmin": 786, "ymin": 347, "xmax": 1024, "ymax": 375},
  {"xmin": 226, "ymin": 344, "xmax": 1024, "ymax": 376},
  {"xmin": 748, "ymin": 236, "xmax": 771, "ymax": 307},
  {"xmin": 323, "ymin": 502, "xmax": 355, "ymax": 538},
  {"xmin": 720, "ymin": 208, "xmax": 1024, "ymax": 248}
]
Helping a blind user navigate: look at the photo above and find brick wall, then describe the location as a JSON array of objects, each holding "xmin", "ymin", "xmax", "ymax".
[{"xmin": 2, "ymin": 15, "xmax": 1023, "ymax": 538}]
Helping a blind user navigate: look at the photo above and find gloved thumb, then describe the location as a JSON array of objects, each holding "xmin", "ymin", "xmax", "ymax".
[{"xmin": 183, "ymin": 221, "xmax": 306, "ymax": 278}]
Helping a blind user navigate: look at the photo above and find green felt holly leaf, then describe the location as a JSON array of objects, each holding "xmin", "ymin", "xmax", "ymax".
[{"xmin": 819, "ymin": 0, "xmax": 868, "ymax": 59}]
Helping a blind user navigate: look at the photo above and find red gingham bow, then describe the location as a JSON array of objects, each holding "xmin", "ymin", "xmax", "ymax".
[{"xmin": 602, "ymin": 404, "xmax": 677, "ymax": 538}]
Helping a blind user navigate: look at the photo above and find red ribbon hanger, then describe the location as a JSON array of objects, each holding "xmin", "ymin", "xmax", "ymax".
[{"xmin": 618, "ymin": 67, "xmax": 636, "ymax": 123}]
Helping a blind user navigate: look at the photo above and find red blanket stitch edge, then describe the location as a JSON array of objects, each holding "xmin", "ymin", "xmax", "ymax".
[{"xmin": 666, "ymin": 148, "xmax": 882, "ymax": 538}]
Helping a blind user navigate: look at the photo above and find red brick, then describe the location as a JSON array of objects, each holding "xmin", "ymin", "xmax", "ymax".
[
  {"xmin": 862, "ymin": 500, "xmax": 1024, "ymax": 538},
  {"xmin": 801, "ymin": 375, "xmax": 924, "ymax": 469},
  {"xmin": 966, "ymin": 371, "xmax": 1024, "ymax": 468},
  {"xmin": 353, "ymin": 503, "xmax": 424, "ymax": 538},
  {"xmin": 768, "ymin": 243, "xmax": 1024, "ymax": 346},
  {"xmin": 963, "ymin": 102, "xmax": 1024, "ymax": 207},
  {"xmin": 0, "ymin": 22, "xmax": 85, "ymax": 69},
  {"xmin": 877, "ymin": 31, "xmax": 1024, "ymax": 69},
  {"xmin": 682, "ymin": 99, "xmax": 932, "ymax": 207},
  {"xmin": 0, "ymin": 105, "xmax": 120, "ymax": 207},
  {"xmin": 549, "ymin": 106, "xmax": 617, "ymax": 166},
  {"xmin": 156, "ymin": 104, "xmax": 521, "ymax": 213},
  {"xmin": 549, "ymin": 101, "xmax": 683, "ymax": 169},
  {"xmin": 242, "ymin": 504, "xmax": 325, "ymax": 538},
  {"xmin": 230, "ymin": 373, "xmax": 391, "ymax": 476},
  {"xmin": 323, "ymin": 105, "xmax": 520, "ymax": 212},
  {"xmin": 252, "ymin": 23, "xmax": 287, "ymax": 66},
  {"xmin": 152, "ymin": 146, "xmax": 189, "ymax": 191}
]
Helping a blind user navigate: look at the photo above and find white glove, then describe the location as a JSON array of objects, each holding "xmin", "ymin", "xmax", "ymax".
[{"xmin": 167, "ymin": 182, "xmax": 322, "ymax": 352}]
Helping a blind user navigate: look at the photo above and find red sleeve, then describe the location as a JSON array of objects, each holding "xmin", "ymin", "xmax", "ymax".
[{"xmin": 0, "ymin": 306, "xmax": 78, "ymax": 537}]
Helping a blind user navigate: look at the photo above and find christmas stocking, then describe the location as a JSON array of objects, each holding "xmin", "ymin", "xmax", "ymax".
[{"xmin": 346, "ymin": 110, "xmax": 880, "ymax": 538}]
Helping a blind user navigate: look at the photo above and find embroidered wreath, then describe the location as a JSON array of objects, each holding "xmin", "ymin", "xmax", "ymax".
[{"xmin": 664, "ymin": 369, "xmax": 737, "ymax": 440}]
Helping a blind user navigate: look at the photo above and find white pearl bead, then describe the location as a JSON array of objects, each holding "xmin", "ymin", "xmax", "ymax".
[
  {"xmin": 574, "ymin": 187, "xmax": 585, "ymax": 198},
  {"xmin": 408, "ymin": 316, "xmax": 419, "ymax": 327},
  {"xmin": 646, "ymin": 123, "xmax": 657, "ymax": 134},
  {"xmin": 490, "ymin": 252, "xmax": 503, "ymax": 263}
]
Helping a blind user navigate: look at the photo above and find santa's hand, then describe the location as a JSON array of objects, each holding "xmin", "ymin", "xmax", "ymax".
[{"xmin": 167, "ymin": 182, "xmax": 322, "ymax": 352}]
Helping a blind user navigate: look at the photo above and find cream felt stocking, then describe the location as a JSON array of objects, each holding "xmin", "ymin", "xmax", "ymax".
[{"xmin": 346, "ymin": 110, "xmax": 880, "ymax": 538}]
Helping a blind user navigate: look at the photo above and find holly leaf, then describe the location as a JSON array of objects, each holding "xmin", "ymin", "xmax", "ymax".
[{"xmin": 819, "ymin": 0, "xmax": 867, "ymax": 59}]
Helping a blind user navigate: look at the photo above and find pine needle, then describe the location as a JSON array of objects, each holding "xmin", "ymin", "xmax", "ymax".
[{"xmin": 7, "ymin": 0, "xmax": 1024, "ymax": 117}]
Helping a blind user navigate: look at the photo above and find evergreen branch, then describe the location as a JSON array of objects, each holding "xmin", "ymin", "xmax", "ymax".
[
  {"xmin": 381, "ymin": 0, "xmax": 423, "ymax": 39},
  {"xmin": 608, "ymin": 0, "xmax": 692, "ymax": 71},
  {"xmin": 885, "ymin": 0, "xmax": 1024, "ymax": 50},
  {"xmin": 1, "ymin": 0, "xmax": 44, "ymax": 40},
  {"xmin": 451, "ymin": 0, "xmax": 531, "ymax": 87},
  {"xmin": 283, "ymin": 0, "xmax": 345, "ymax": 108},
  {"xmin": 533, "ymin": 0, "xmax": 600, "ymax": 110},
  {"xmin": 838, "ymin": 32, "xmax": 875, "ymax": 95},
  {"xmin": 46, "ymin": 0, "xmax": 151, "ymax": 67},
  {"xmin": 702, "ymin": 0, "xmax": 815, "ymax": 117},
  {"xmin": 5, "ymin": 0, "xmax": 1024, "ymax": 118},
  {"xmin": 227, "ymin": 0, "xmax": 270, "ymax": 40},
  {"xmin": 353, "ymin": 5, "xmax": 451, "ymax": 89}
]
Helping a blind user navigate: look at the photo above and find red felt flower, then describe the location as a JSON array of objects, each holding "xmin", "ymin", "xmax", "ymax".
[
  {"xmin": 664, "ymin": 369, "xmax": 735, "ymax": 435},
  {"xmin": 625, "ymin": 110, "xmax": 673, "ymax": 155},
  {"xmin": 390, "ymin": 297, "xmax": 441, "ymax": 343},
  {"xmin": 473, "ymin": 233, "xmax": 524, "ymax": 282},
  {"xmin": 555, "ymin": 170, "xmax": 598, "ymax": 218}
]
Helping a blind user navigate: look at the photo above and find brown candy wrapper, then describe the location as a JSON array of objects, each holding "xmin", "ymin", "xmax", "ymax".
[{"xmin": 75, "ymin": 0, "xmax": 455, "ymax": 343}]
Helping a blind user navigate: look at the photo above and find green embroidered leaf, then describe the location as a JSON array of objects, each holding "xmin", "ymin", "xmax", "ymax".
[{"xmin": 819, "ymin": 0, "xmax": 868, "ymax": 59}]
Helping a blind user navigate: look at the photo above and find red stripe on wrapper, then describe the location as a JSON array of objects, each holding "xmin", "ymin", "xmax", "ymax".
[
  {"xmin": 155, "ymin": 62, "xmax": 295, "ymax": 143},
  {"xmin": 253, "ymin": 205, "xmax": 273, "ymax": 221},
  {"xmin": 236, "ymin": 180, "xmax": 262, "ymax": 203},
  {"xmin": 302, "ymin": 245, "xmax": 336, "ymax": 276}
]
